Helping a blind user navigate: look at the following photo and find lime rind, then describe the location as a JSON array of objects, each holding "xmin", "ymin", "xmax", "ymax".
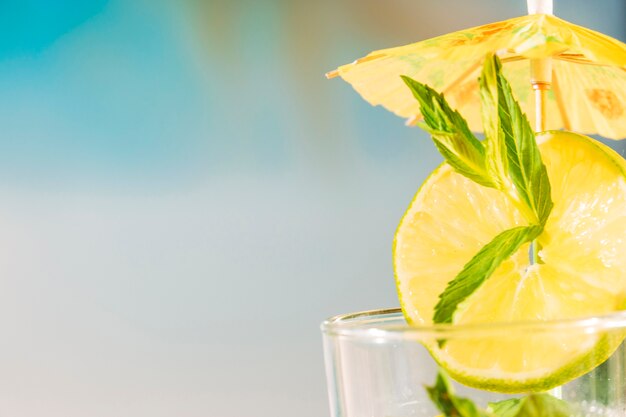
[
  {"xmin": 392, "ymin": 162, "xmax": 449, "ymax": 326},
  {"xmin": 426, "ymin": 333, "xmax": 624, "ymax": 393},
  {"xmin": 539, "ymin": 131, "xmax": 626, "ymax": 176}
]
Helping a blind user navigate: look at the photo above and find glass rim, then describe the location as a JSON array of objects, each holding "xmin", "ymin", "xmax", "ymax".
[{"xmin": 321, "ymin": 308, "xmax": 626, "ymax": 340}]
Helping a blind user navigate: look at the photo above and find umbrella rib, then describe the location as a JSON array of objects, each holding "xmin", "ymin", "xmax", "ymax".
[
  {"xmin": 554, "ymin": 54, "xmax": 626, "ymax": 70},
  {"xmin": 442, "ymin": 59, "xmax": 482, "ymax": 96},
  {"xmin": 551, "ymin": 69, "xmax": 572, "ymax": 131},
  {"xmin": 500, "ymin": 53, "xmax": 626, "ymax": 72},
  {"xmin": 500, "ymin": 55, "xmax": 525, "ymax": 64}
]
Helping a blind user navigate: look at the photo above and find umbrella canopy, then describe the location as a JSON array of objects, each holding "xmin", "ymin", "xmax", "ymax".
[{"xmin": 327, "ymin": 13, "xmax": 626, "ymax": 139}]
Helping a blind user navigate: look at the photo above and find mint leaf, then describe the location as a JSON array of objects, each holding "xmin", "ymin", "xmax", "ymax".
[
  {"xmin": 426, "ymin": 370, "xmax": 490, "ymax": 417},
  {"xmin": 479, "ymin": 55, "xmax": 508, "ymax": 189},
  {"xmin": 489, "ymin": 398, "xmax": 522, "ymax": 417},
  {"xmin": 492, "ymin": 55, "xmax": 553, "ymax": 225},
  {"xmin": 489, "ymin": 394, "xmax": 576, "ymax": 417},
  {"xmin": 401, "ymin": 76, "xmax": 497, "ymax": 188},
  {"xmin": 433, "ymin": 225, "xmax": 542, "ymax": 324}
]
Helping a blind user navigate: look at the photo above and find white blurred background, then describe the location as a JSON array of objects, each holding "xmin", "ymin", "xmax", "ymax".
[{"xmin": 0, "ymin": 0, "xmax": 624, "ymax": 416}]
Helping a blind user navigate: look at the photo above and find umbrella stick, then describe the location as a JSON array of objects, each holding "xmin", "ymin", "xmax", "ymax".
[
  {"xmin": 528, "ymin": 3, "xmax": 561, "ymax": 400},
  {"xmin": 534, "ymin": 85, "xmax": 548, "ymax": 133},
  {"xmin": 528, "ymin": 0, "xmax": 553, "ymax": 133}
]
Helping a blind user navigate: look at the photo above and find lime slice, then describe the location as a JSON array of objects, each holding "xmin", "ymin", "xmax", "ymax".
[{"xmin": 393, "ymin": 131, "xmax": 626, "ymax": 393}]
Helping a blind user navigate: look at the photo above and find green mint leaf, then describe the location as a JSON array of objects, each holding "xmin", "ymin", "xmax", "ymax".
[
  {"xmin": 401, "ymin": 75, "xmax": 497, "ymax": 188},
  {"xmin": 433, "ymin": 225, "xmax": 542, "ymax": 324},
  {"xmin": 489, "ymin": 394, "xmax": 576, "ymax": 417},
  {"xmin": 493, "ymin": 55, "xmax": 553, "ymax": 225},
  {"xmin": 426, "ymin": 370, "xmax": 490, "ymax": 417},
  {"xmin": 479, "ymin": 55, "xmax": 508, "ymax": 189},
  {"xmin": 489, "ymin": 398, "xmax": 523, "ymax": 417}
]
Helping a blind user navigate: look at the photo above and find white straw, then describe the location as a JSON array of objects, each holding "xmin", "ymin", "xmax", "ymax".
[{"xmin": 527, "ymin": 0, "xmax": 554, "ymax": 15}]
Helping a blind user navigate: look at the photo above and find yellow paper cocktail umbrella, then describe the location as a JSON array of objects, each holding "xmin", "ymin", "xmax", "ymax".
[{"xmin": 327, "ymin": 0, "xmax": 626, "ymax": 139}]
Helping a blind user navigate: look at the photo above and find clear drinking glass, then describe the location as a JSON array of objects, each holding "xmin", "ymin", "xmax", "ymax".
[{"xmin": 321, "ymin": 308, "xmax": 626, "ymax": 417}]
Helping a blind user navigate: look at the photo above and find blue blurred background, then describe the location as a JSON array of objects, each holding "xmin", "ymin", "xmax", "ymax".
[{"xmin": 0, "ymin": 1, "xmax": 623, "ymax": 416}]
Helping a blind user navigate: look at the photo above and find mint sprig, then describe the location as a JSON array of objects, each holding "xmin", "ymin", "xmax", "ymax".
[
  {"xmin": 402, "ymin": 54, "xmax": 553, "ymax": 324},
  {"xmin": 427, "ymin": 370, "xmax": 577, "ymax": 417}
]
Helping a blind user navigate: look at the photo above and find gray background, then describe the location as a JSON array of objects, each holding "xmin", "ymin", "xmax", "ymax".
[{"xmin": 0, "ymin": 0, "xmax": 624, "ymax": 416}]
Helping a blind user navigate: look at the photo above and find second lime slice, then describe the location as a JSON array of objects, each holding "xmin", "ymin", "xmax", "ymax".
[{"xmin": 393, "ymin": 131, "xmax": 626, "ymax": 393}]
